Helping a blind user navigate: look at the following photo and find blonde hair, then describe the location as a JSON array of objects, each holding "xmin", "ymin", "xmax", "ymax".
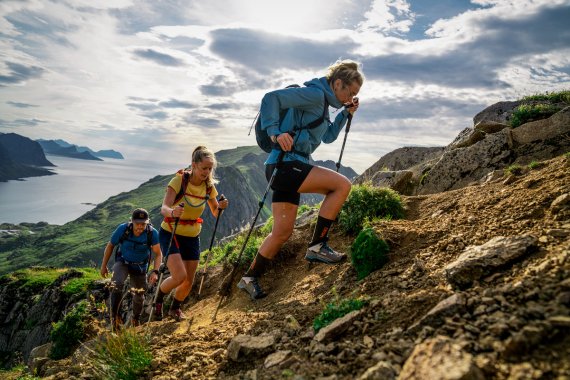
[
  {"xmin": 326, "ymin": 59, "xmax": 365, "ymax": 87},
  {"xmin": 191, "ymin": 145, "xmax": 218, "ymax": 187}
]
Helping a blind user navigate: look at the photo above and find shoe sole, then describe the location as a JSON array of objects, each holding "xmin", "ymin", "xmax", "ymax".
[{"xmin": 304, "ymin": 255, "xmax": 347, "ymax": 264}]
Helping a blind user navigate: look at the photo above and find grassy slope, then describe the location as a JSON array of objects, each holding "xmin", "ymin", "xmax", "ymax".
[{"xmin": 0, "ymin": 146, "xmax": 269, "ymax": 275}]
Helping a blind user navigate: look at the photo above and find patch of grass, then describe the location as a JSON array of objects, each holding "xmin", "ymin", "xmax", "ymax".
[
  {"xmin": 50, "ymin": 301, "xmax": 88, "ymax": 360},
  {"xmin": 61, "ymin": 268, "xmax": 100, "ymax": 296},
  {"xmin": 87, "ymin": 329, "xmax": 153, "ymax": 380},
  {"xmin": 564, "ymin": 152, "xmax": 570, "ymax": 158},
  {"xmin": 528, "ymin": 161, "xmax": 542, "ymax": 170},
  {"xmin": 313, "ymin": 292, "xmax": 367, "ymax": 332},
  {"xmin": 338, "ymin": 183, "xmax": 404, "ymax": 234},
  {"xmin": 351, "ymin": 227, "xmax": 390, "ymax": 280},
  {"xmin": 510, "ymin": 103, "xmax": 561, "ymax": 128},
  {"xmin": 208, "ymin": 233, "xmax": 265, "ymax": 268},
  {"xmin": 521, "ymin": 89, "xmax": 570, "ymax": 103},
  {"xmin": 504, "ymin": 164, "xmax": 523, "ymax": 176},
  {"xmin": 1, "ymin": 267, "xmax": 67, "ymax": 293}
]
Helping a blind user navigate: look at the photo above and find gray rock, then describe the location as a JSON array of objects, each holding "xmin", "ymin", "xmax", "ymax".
[
  {"xmin": 474, "ymin": 120, "xmax": 510, "ymax": 134},
  {"xmin": 511, "ymin": 106, "xmax": 570, "ymax": 144},
  {"xmin": 227, "ymin": 334, "xmax": 276, "ymax": 362},
  {"xmin": 408, "ymin": 294, "xmax": 466, "ymax": 333},
  {"xmin": 264, "ymin": 350, "xmax": 292, "ymax": 368},
  {"xmin": 399, "ymin": 335, "xmax": 484, "ymax": 380},
  {"xmin": 473, "ymin": 100, "xmax": 521, "ymax": 126},
  {"xmin": 314, "ymin": 310, "xmax": 363, "ymax": 343},
  {"xmin": 445, "ymin": 236, "xmax": 538, "ymax": 289},
  {"xmin": 358, "ymin": 361, "xmax": 396, "ymax": 380}
]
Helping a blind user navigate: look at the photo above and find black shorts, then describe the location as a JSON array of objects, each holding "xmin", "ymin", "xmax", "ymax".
[
  {"xmin": 265, "ymin": 160, "xmax": 313, "ymax": 205},
  {"xmin": 159, "ymin": 227, "xmax": 200, "ymax": 261}
]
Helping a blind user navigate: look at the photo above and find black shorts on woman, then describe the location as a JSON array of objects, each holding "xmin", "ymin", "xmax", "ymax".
[{"xmin": 265, "ymin": 160, "xmax": 313, "ymax": 205}]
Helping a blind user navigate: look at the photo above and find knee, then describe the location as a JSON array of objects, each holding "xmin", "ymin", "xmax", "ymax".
[
  {"xmin": 171, "ymin": 273, "xmax": 187, "ymax": 287},
  {"xmin": 338, "ymin": 176, "xmax": 351, "ymax": 198},
  {"xmin": 270, "ymin": 227, "xmax": 294, "ymax": 245}
]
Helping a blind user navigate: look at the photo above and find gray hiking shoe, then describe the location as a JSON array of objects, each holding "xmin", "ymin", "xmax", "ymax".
[
  {"xmin": 305, "ymin": 241, "xmax": 347, "ymax": 264},
  {"xmin": 237, "ymin": 277, "xmax": 267, "ymax": 300}
]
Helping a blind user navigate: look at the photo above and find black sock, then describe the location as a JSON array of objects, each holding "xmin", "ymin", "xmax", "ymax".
[
  {"xmin": 171, "ymin": 298, "xmax": 183, "ymax": 310},
  {"xmin": 156, "ymin": 288, "xmax": 167, "ymax": 303},
  {"xmin": 244, "ymin": 253, "xmax": 272, "ymax": 278},
  {"xmin": 309, "ymin": 216, "xmax": 334, "ymax": 246}
]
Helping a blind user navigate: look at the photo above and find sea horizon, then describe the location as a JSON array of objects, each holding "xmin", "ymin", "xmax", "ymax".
[{"xmin": 0, "ymin": 155, "xmax": 179, "ymax": 226}]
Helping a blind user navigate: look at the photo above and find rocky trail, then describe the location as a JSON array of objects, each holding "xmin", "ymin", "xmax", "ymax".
[{"xmin": 39, "ymin": 153, "xmax": 569, "ymax": 380}]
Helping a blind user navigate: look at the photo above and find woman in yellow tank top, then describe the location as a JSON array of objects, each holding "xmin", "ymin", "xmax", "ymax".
[{"xmin": 153, "ymin": 146, "xmax": 228, "ymax": 321}]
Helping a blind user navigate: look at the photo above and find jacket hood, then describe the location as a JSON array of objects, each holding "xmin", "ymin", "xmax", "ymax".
[{"xmin": 304, "ymin": 77, "xmax": 343, "ymax": 109}]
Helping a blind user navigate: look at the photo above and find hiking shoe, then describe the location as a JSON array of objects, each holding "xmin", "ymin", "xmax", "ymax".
[
  {"xmin": 237, "ymin": 277, "xmax": 267, "ymax": 300},
  {"xmin": 154, "ymin": 303, "xmax": 163, "ymax": 321},
  {"xmin": 168, "ymin": 308, "xmax": 183, "ymax": 322},
  {"xmin": 305, "ymin": 241, "xmax": 347, "ymax": 264}
]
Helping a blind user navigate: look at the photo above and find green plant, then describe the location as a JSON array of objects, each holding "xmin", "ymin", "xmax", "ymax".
[
  {"xmin": 351, "ymin": 227, "xmax": 390, "ymax": 280},
  {"xmin": 528, "ymin": 161, "xmax": 541, "ymax": 170},
  {"xmin": 338, "ymin": 183, "xmax": 404, "ymax": 234},
  {"xmin": 510, "ymin": 103, "xmax": 561, "ymax": 128},
  {"xmin": 297, "ymin": 204, "xmax": 312, "ymax": 215},
  {"xmin": 521, "ymin": 90, "xmax": 570, "ymax": 103},
  {"xmin": 313, "ymin": 293, "xmax": 366, "ymax": 332},
  {"xmin": 504, "ymin": 164, "xmax": 523, "ymax": 176},
  {"xmin": 88, "ymin": 329, "xmax": 153, "ymax": 380},
  {"xmin": 259, "ymin": 216, "xmax": 274, "ymax": 235},
  {"xmin": 50, "ymin": 301, "xmax": 88, "ymax": 359},
  {"xmin": 62, "ymin": 268, "xmax": 100, "ymax": 296},
  {"xmin": 208, "ymin": 233, "xmax": 265, "ymax": 268}
]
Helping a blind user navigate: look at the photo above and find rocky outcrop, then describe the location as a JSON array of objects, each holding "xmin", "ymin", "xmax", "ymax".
[
  {"xmin": 359, "ymin": 97, "xmax": 569, "ymax": 196},
  {"xmin": 0, "ymin": 269, "xmax": 106, "ymax": 368}
]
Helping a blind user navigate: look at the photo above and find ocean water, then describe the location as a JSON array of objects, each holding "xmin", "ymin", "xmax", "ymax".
[{"xmin": 0, "ymin": 155, "xmax": 179, "ymax": 225}]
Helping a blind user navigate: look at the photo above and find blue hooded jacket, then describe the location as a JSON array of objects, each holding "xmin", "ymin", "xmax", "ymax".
[{"xmin": 260, "ymin": 77, "xmax": 351, "ymax": 165}]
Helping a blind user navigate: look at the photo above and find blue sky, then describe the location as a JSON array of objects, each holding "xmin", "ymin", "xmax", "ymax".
[{"xmin": 1, "ymin": 0, "xmax": 569, "ymax": 173}]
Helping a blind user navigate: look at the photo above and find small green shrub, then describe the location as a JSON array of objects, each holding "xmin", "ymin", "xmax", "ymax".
[
  {"xmin": 208, "ymin": 233, "xmax": 264, "ymax": 267},
  {"xmin": 351, "ymin": 227, "xmax": 390, "ymax": 280},
  {"xmin": 50, "ymin": 301, "xmax": 88, "ymax": 359},
  {"xmin": 258, "ymin": 216, "xmax": 274, "ymax": 235},
  {"xmin": 297, "ymin": 204, "xmax": 312, "ymax": 215},
  {"xmin": 510, "ymin": 103, "xmax": 561, "ymax": 128},
  {"xmin": 504, "ymin": 164, "xmax": 523, "ymax": 176},
  {"xmin": 88, "ymin": 329, "xmax": 153, "ymax": 380},
  {"xmin": 521, "ymin": 90, "xmax": 570, "ymax": 103},
  {"xmin": 338, "ymin": 183, "xmax": 404, "ymax": 234},
  {"xmin": 528, "ymin": 161, "xmax": 541, "ymax": 170},
  {"xmin": 62, "ymin": 268, "xmax": 100, "ymax": 296},
  {"xmin": 313, "ymin": 294, "xmax": 366, "ymax": 332}
]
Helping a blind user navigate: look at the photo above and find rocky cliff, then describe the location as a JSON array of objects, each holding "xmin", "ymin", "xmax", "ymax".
[{"xmin": 0, "ymin": 133, "xmax": 55, "ymax": 182}]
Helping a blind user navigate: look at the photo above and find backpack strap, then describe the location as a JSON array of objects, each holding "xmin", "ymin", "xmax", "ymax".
[
  {"xmin": 287, "ymin": 94, "xmax": 328, "ymax": 158},
  {"xmin": 173, "ymin": 169, "xmax": 190, "ymax": 206}
]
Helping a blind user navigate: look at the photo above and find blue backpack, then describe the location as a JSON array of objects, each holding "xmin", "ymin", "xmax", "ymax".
[
  {"xmin": 251, "ymin": 84, "xmax": 328, "ymax": 154},
  {"xmin": 114, "ymin": 222, "xmax": 154, "ymax": 273}
]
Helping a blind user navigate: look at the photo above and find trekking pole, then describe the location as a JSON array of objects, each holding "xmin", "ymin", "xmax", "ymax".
[
  {"xmin": 212, "ymin": 149, "xmax": 288, "ymax": 321},
  {"xmin": 335, "ymin": 113, "xmax": 352, "ymax": 173},
  {"xmin": 197, "ymin": 195, "xmax": 226, "ymax": 298},
  {"xmin": 148, "ymin": 202, "xmax": 183, "ymax": 323}
]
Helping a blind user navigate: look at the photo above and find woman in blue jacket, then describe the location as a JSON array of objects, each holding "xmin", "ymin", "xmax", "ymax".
[{"xmin": 238, "ymin": 59, "xmax": 364, "ymax": 300}]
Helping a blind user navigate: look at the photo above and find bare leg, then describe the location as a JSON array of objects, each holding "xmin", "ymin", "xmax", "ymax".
[
  {"xmin": 159, "ymin": 254, "xmax": 186, "ymax": 293},
  {"xmin": 173, "ymin": 260, "xmax": 199, "ymax": 301},
  {"xmin": 298, "ymin": 165, "xmax": 351, "ymax": 219},
  {"xmin": 258, "ymin": 202, "xmax": 298, "ymax": 259}
]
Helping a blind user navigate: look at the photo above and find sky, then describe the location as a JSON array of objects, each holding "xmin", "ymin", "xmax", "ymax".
[{"xmin": 1, "ymin": 0, "xmax": 569, "ymax": 174}]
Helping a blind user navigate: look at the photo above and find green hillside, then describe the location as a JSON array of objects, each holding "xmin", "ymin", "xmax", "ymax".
[{"xmin": 0, "ymin": 146, "xmax": 272, "ymax": 275}]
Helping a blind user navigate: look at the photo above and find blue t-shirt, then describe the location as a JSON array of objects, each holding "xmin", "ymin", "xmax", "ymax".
[{"xmin": 111, "ymin": 223, "xmax": 159, "ymax": 263}]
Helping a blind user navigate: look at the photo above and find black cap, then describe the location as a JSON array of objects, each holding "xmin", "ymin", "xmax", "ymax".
[{"xmin": 131, "ymin": 208, "xmax": 149, "ymax": 223}]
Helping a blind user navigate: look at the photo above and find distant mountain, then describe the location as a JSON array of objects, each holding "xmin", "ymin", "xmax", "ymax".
[
  {"xmin": 0, "ymin": 133, "xmax": 55, "ymax": 182},
  {"xmin": 36, "ymin": 139, "xmax": 124, "ymax": 160},
  {"xmin": 37, "ymin": 139, "xmax": 102, "ymax": 161}
]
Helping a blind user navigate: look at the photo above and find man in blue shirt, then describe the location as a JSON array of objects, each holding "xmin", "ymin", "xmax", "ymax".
[{"xmin": 100, "ymin": 208, "xmax": 162, "ymax": 328}]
